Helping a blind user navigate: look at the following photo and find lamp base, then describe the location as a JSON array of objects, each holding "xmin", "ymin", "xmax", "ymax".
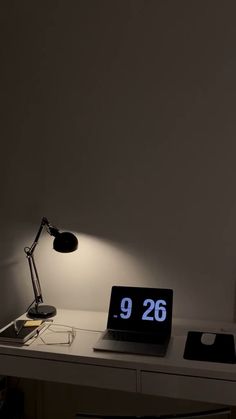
[{"xmin": 27, "ymin": 304, "xmax": 57, "ymax": 319}]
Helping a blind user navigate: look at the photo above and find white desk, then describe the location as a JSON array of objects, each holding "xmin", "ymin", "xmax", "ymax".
[{"xmin": 0, "ymin": 309, "xmax": 236, "ymax": 406}]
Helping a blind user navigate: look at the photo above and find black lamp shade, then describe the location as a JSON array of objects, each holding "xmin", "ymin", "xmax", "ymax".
[{"xmin": 53, "ymin": 231, "xmax": 78, "ymax": 253}]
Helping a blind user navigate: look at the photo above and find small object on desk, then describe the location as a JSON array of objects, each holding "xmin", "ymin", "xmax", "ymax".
[
  {"xmin": 14, "ymin": 321, "xmax": 24, "ymax": 336},
  {"xmin": 0, "ymin": 320, "xmax": 45, "ymax": 344},
  {"xmin": 200, "ymin": 332, "xmax": 216, "ymax": 346},
  {"xmin": 24, "ymin": 320, "xmax": 43, "ymax": 327},
  {"xmin": 183, "ymin": 331, "xmax": 236, "ymax": 364}
]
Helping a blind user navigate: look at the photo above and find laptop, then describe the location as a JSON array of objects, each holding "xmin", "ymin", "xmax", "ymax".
[{"xmin": 93, "ymin": 286, "xmax": 173, "ymax": 356}]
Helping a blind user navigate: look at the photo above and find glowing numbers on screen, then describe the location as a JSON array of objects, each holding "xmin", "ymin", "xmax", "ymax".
[
  {"xmin": 142, "ymin": 299, "xmax": 167, "ymax": 322},
  {"xmin": 120, "ymin": 297, "xmax": 132, "ymax": 319},
  {"xmin": 119, "ymin": 297, "xmax": 167, "ymax": 321}
]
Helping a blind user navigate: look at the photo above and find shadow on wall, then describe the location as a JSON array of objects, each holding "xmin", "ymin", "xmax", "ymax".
[{"xmin": 0, "ymin": 226, "xmax": 34, "ymax": 328}]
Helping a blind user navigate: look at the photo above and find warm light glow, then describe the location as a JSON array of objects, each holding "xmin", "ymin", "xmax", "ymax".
[
  {"xmin": 9, "ymin": 227, "xmax": 236, "ymax": 321},
  {"xmin": 34, "ymin": 232, "xmax": 159, "ymax": 311}
]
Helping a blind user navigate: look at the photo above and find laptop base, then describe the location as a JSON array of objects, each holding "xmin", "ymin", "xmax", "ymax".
[{"xmin": 93, "ymin": 332, "xmax": 170, "ymax": 357}]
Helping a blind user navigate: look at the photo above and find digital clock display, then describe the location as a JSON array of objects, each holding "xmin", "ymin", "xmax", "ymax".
[{"xmin": 107, "ymin": 286, "xmax": 173, "ymax": 334}]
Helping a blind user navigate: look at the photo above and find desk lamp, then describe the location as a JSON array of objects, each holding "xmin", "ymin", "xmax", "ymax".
[{"xmin": 24, "ymin": 217, "xmax": 78, "ymax": 319}]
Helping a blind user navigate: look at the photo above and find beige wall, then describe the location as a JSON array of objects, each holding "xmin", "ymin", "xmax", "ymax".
[{"xmin": 1, "ymin": 1, "xmax": 236, "ymax": 325}]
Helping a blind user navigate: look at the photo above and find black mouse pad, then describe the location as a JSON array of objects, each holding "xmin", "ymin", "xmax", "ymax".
[{"xmin": 183, "ymin": 331, "xmax": 236, "ymax": 363}]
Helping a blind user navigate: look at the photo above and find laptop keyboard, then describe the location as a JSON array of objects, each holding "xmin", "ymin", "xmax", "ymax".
[{"xmin": 104, "ymin": 330, "xmax": 165, "ymax": 344}]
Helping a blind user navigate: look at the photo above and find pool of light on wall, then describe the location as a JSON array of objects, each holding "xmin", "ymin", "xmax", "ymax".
[{"xmin": 27, "ymin": 232, "xmax": 157, "ymax": 312}]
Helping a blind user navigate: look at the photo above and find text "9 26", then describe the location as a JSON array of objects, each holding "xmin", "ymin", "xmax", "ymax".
[{"xmin": 120, "ymin": 297, "xmax": 167, "ymax": 322}]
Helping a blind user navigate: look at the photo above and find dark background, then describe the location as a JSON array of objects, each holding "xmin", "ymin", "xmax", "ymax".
[{"xmin": 1, "ymin": 1, "xmax": 236, "ymax": 326}]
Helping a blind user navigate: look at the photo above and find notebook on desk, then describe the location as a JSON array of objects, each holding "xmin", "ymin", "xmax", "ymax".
[
  {"xmin": 0, "ymin": 320, "xmax": 46, "ymax": 344},
  {"xmin": 94, "ymin": 286, "xmax": 173, "ymax": 356}
]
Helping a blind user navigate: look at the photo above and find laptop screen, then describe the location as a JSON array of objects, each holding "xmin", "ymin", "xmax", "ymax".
[{"xmin": 107, "ymin": 286, "xmax": 173, "ymax": 335}]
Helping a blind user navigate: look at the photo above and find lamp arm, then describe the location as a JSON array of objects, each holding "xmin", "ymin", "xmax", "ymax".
[
  {"xmin": 27, "ymin": 217, "xmax": 50, "ymax": 256},
  {"xmin": 26, "ymin": 253, "xmax": 43, "ymax": 305},
  {"xmin": 24, "ymin": 217, "xmax": 52, "ymax": 305},
  {"xmin": 24, "ymin": 216, "xmax": 77, "ymax": 319}
]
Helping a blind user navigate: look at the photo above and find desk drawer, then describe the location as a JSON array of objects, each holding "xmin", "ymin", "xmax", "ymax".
[
  {"xmin": 0, "ymin": 355, "xmax": 137, "ymax": 392},
  {"xmin": 141, "ymin": 370, "xmax": 236, "ymax": 406}
]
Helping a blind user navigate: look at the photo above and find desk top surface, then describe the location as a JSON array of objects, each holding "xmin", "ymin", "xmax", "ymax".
[{"xmin": 0, "ymin": 309, "xmax": 236, "ymax": 382}]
